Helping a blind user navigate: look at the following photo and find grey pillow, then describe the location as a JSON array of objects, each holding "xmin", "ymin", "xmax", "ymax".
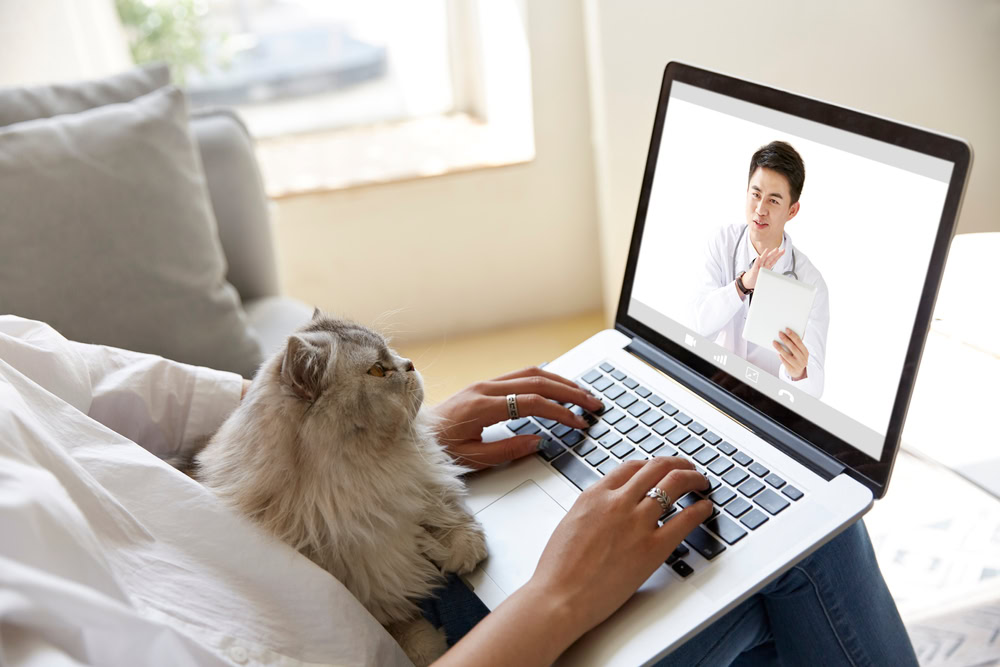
[
  {"xmin": 0, "ymin": 85, "xmax": 264, "ymax": 377},
  {"xmin": 0, "ymin": 63, "xmax": 171, "ymax": 127}
]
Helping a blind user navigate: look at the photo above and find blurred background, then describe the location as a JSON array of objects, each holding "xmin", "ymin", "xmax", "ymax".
[{"xmin": 2, "ymin": 2, "xmax": 1000, "ymax": 661}]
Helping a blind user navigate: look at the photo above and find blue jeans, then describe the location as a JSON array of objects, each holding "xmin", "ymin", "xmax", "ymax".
[{"xmin": 421, "ymin": 520, "xmax": 917, "ymax": 665}]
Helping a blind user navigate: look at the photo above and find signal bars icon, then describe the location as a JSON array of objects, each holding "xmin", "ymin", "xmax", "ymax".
[{"xmin": 713, "ymin": 353, "xmax": 728, "ymax": 365}]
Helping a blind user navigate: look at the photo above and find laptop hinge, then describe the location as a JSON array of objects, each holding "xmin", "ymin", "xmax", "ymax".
[{"xmin": 623, "ymin": 335, "xmax": 844, "ymax": 482}]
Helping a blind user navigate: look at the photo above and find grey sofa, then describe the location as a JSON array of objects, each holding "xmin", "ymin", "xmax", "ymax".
[
  {"xmin": 0, "ymin": 64, "xmax": 313, "ymax": 377},
  {"xmin": 190, "ymin": 107, "xmax": 314, "ymax": 359}
]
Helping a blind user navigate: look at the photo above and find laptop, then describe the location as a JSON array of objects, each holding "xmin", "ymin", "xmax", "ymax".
[{"xmin": 462, "ymin": 62, "xmax": 972, "ymax": 665}]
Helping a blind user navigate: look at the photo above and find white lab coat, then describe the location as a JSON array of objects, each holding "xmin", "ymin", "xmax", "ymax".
[
  {"xmin": 0, "ymin": 316, "xmax": 409, "ymax": 667},
  {"xmin": 692, "ymin": 223, "xmax": 830, "ymax": 399}
]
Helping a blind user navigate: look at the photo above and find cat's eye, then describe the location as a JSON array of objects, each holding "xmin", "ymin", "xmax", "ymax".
[{"xmin": 368, "ymin": 363, "xmax": 386, "ymax": 377}]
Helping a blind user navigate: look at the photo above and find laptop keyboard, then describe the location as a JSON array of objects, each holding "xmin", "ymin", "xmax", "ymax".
[{"xmin": 506, "ymin": 361, "xmax": 806, "ymax": 579}]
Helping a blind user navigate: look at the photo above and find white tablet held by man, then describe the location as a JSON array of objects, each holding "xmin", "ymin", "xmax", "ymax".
[{"xmin": 742, "ymin": 268, "xmax": 818, "ymax": 351}]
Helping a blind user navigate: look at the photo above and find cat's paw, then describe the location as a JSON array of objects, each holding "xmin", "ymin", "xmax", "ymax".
[
  {"xmin": 441, "ymin": 520, "xmax": 487, "ymax": 574},
  {"xmin": 391, "ymin": 617, "xmax": 448, "ymax": 667}
]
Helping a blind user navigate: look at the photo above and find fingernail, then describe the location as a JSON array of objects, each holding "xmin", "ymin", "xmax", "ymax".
[{"xmin": 536, "ymin": 437, "xmax": 552, "ymax": 452}]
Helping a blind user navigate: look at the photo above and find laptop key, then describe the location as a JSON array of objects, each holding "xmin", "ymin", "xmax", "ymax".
[
  {"xmin": 755, "ymin": 489, "xmax": 791, "ymax": 515},
  {"xmin": 677, "ymin": 493, "xmax": 701, "ymax": 509},
  {"xmin": 624, "ymin": 450, "xmax": 648, "ymax": 462},
  {"xmin": 627, "ymin": 402, "xmax": 649, "ymax": 417},
  {"xmin": 598, "ymin": 433, "xmax": 622, "ymax": 449},
  {"xmin": 668, "ymin": 428, "xmax": 692, "ymax": 446},
  {"xmin": 574, "ymin": 440, "xmax": 597, "ymax": 457},
  {"xmin": 684, "ymin": 526, "xmax": 727, "ymax": 560},
  {"xmin": 706, "ymin": 476, "xmax": 721, "ymax": 491},
  {"xmin": 707, "ymin": 457, "xmax": 733, "ymax": 476},
  {"xmin": 724, "ymin": 497, "xmax": 752, "ymax": 517},
  {"xmin": 688, "ymin": 421, "xmax": 707, "ymax": 435},
  {"xmin": 537, "ymin": 417, "xmax": 558, "ymax": 429},
  {"xmin": 678, "ymin": 438, "xmax": 702, "ymax": 455},
  {"xmin": 653, "ymin": 419, "xmax": 676, "ymax": 436},
  {"xmin": 723, "ymin": 468, "xmax": 749, "ymax": 487},
  {"xmin": 708, "ymin": 486, "xmax": 736, "ymax": 506},
  {"xmin": 738, "ymin": 478, "xmax": 765, "ymax": 497},
  {"xmin": 653, "ymin": 444, "xmax": 678, "ymax": 457},
  {"xmin": 585, "ymin": 449, "xmax": 609, "ymax": 466},
  {"xmin": 740, "ymin": 509, "xmax": 769, "ymax": 530},
  {"xmin": 587, "ymin": 423, "xmax": 610, "ymax": 440},
  {"xmin": 519, "ymin": 422, "xmax": 542, "ymax": 436},
  {"xmin": 615, "ymin": 418, "xmax": 637, "ymax": 434},
  {"xmin": 553, "ymin": 452, "xmax": 600, "ymax": 491},
  {"xmin": 717, "ymin": 441, "xmax": 737, "ymax": 456},
  {"xmin": 610, "ymin": 442, "xmax": 635, "ymax": 458},
  {"xmin": 551, "ymin": 423, "xmax": 573, "ymax": 438},
  {"xmin": 640, "ymin": 436, "xmax": 664, "ymax": 454},
  {"xmin": 782, "ymin": 485, "xmax": 804, "ymax": 501},
  {"xmin": 704, "ymin": 515, "xmax": 748, "ymax": 545},
  {"xmin": 749, "ymin": 462, "xmax": 770, "ymax": 477},
  {"xmin": 635, "ymin": 386, "xmax": 652, "ymax": 398},
  {"xmin": 604, "ymin": 384, "xmax": 626, "ymax": 400},
  {"xmin": 661, "ymin": 403, "xmax": 679, "ymax": 416},
  {"xmin": 537, "ymin": 438, "xmax": 565, "ymax": 461},
  {"xmin": 610, "ymin": 369, "xmax": 626, "ymax": 381},
  {"xmin": 507, "ymin": 418, "xmax": 530, "ymax": 432},
  {"xmin": 765, "ymin": 473, "xmax": 786, "ymax": 489},
  {"xmin": 640, "ymin": 410, "xmax": 662, "ymax": 427},
  {"xmin": 592, "ymin": 376, "xmax": 614, "ymax": 392},
  {"xmin": 674, "ymin": 412, "xmax": 693, "ymax": 425},
  {"xmin": 627, "ymin": 427, "xmax": 650, "ymax": 444},
  {"xmin": 623, "ymin": 377, "xmax": 639, "ymax": 389},
  {"xmin": 615, "ymin": 393, "xmax": 638, "ymax": 409},
  {"xmin": 733, "ymin": 451, "xmax": 753, "ymax": 466},
  {"xmin": 671, "ymin": 560, "xmax": 694, "ymax": 577},
  {"xmin": 602, "ymin": 409, "xmax": 625, "ymax": 425},
  {"xmin": 582, "ymin": 369, "xmax": 602, "ymax": 384},
  {"xmin": 647, "ymin": 394, "xmax": 665, "ymax": 407},
  {"xmin": 599, "ymin": 362, "xmax": 615, "ymax": 373},
  {"xmin": 598, "ymin": 458, "xmax": 620, "ymax": 475},
  {"xmin": 703, "ymin": 431, "xmax": 722, "ymax": 445},
  {"xmin": 693, "ymin": 447, "xmax": 718, "ymax": 465},
  {"xmin": 561, "ymin": 430, "xmax": 585, "ymax": 447}
]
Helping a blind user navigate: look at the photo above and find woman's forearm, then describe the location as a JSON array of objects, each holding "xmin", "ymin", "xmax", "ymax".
[{"xmin": 432, "ymin": 580, "xmax": 580, "ymax": 667}]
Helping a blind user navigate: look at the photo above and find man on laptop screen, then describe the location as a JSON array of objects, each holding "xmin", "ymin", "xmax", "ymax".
[{"xmin": 692, "ymin": 141, "xmax": 830, "ymax": 398}]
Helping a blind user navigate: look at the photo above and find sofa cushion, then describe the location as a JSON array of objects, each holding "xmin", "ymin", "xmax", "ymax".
[
  {"xmin": 0, "ymin": 85, "xmax": 264, "ymax": 377},
  {"xmin": 0, "ymin": 63, "xmax": 170, "ymax": 127}
]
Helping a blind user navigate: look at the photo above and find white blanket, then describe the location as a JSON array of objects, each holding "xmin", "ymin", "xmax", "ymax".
[{"xmin": 0, "ymin": 316, "xmax": 408, "ymax": 666}]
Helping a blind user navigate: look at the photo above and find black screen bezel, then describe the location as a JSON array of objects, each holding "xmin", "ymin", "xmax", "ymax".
[{"xmin": 616, "ymin": 62, "xmax": 971, "ymax": 498}]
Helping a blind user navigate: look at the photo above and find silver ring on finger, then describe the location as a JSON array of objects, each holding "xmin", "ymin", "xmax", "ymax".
[
  {"xmin": 506, "ymin": 393, "xmax": 520, "ymax": 420},
  {"xmin": 645, "ymin": 487, "xmax": 673, "ymax": 515}
]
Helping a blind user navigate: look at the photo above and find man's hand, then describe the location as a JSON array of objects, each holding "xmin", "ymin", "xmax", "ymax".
[
  {"xmin": 741, "ymin": 247, "xmax": 785, "ymax": 291},
  {"xmin": 773, "ymin": 328, "xmax": 808, "ymax": 381},
  {"xmin": 432, "ymin": 366, "xmax": 604, "ymax": 469}
]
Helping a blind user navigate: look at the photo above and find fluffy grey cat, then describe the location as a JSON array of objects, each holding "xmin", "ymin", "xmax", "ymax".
[{"xmin": 183, "ymin": 312, "xmax": 487, "ymax": 665}]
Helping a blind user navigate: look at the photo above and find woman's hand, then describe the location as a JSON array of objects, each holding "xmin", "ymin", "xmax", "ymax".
[
  {"xmin": 432, "ymin": 366, "xmax": 604, "ymax": 469},
  {"xmin": 526, "ymin": 456, "xmax": 712, "ymax": 635},
  {"xmin": 435, "ymin": 457, "xmax": 712, "ymax": 667}
]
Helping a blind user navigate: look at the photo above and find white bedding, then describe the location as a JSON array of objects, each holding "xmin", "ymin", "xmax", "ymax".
[{"xmin": 0, "ymin": 316, "xmax": 408, "ymax": 666}]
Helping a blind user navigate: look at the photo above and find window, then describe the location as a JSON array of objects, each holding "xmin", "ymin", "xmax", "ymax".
[{"xmin": 118, "ymin": 0, "xmax": 535, "ymax": 196}]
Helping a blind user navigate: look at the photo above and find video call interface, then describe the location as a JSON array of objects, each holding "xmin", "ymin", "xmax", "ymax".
[{"xmin": 628, "ymin": 82, "xmax": 954, "ymax": 460}]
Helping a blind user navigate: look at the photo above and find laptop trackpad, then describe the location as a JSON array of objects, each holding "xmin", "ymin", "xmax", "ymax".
[{"xmin": 476, "ymin": 479, "xmax": 568, "ymax": 595}]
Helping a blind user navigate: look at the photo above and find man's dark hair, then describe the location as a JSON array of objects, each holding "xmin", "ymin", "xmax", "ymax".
[{"xmin": 748, "ymin": 141, "xmax": 805, "ymax": 204}]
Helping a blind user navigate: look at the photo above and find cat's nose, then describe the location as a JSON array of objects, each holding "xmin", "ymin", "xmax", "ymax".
[{"xmin": 403, "ymin": 359, "xmax": 415, "ymax": 372}]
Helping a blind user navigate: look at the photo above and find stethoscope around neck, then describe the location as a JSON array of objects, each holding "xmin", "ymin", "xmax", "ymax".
[{"xmin": 733, "ymin": 224, "xmax": 799, "ymax": 281}]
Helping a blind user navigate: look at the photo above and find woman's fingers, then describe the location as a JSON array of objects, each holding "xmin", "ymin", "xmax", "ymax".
[
  {"xmin": 491, "ymin": 366, "xmax": 582, "ymax": 392},
  {"xmin": 621, "ymin": 455, "xmax": 696, "ymax": 498},
  {"xmin": 447, "ymin": 434, "xmax": 542, "ymax": 470},
  {"xmin": 482, "ymin": 376, "xmax": 603, "ymax": 413},
  {"xmin": 638, "ymin": 468, "xmax": 710, "ymax": 522}
]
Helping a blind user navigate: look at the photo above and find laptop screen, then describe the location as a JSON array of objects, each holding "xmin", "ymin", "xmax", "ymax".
[{"xmin": 618, "ymin": 64, "xmax": 970, "ymax": 493}]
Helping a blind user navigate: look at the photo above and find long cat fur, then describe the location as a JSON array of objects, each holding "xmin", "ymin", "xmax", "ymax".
[{"xmin": 181, "ymin": 313, "xmax": 487, "ymax": 664}]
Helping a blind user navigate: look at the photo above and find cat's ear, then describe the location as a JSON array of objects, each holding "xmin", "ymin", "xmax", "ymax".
[
  {"xmin": 280, "ymin": 333, "xmax": 330, "ymax": 401},
  {"xmin": 311, "ymin": 307, "xmax": 322, "ymax": 321}
]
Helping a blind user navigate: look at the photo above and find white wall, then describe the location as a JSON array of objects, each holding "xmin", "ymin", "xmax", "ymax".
[
  {"xmin": 0, "ymin": 0, "xmax": 131, "ymax": 86},
  {"xmin": 274, "ymin": 0, "xmax": 601, "ymax": 343},
  {"xmin": 583, "ymin": 0, "xmax": 1000, "ymax": 318}
]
